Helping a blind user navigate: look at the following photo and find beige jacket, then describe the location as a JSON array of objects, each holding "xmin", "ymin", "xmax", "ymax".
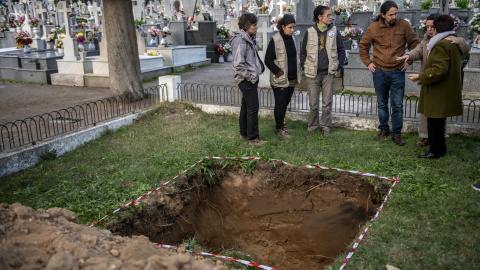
[{"xmin": 303, "ymin": 26, "xmax": 339, "ymax": 78}]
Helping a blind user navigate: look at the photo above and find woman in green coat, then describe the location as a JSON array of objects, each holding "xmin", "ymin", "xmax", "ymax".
[{"xmin": 408, "ymin": 14, "xmax": 463, "ymax": 159}]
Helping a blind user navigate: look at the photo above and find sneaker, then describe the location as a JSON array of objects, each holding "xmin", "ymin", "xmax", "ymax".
[
  {"xmin": 416, "ymin": 138, "xmax": 430, "ymax": 146},
  {"xmin": 321, "ymin": 127, "xmax": 330, "ymax": 136},
  {"xmin": 240, "ymin": 135, "xmax": 248, "ymax": 141},
  {"xmin": 392, "ymin": 134, "xmax": 406, "ymax": 146},
  {"xmin": 374, "ymin": 130, "xmax": 390, "ymax": 141},
  {"xmin": 276, "ymin": 127, "xmax": 290, "ymax": 139},
  {"xmin": 249, "ymin": 138, "xmax": 266, "ymax": 146},
  {"xmin": 472, "ymin": 184, "xmax": 480, "ymax": 191}
]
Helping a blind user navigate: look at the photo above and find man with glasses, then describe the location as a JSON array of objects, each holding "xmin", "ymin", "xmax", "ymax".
[
  {"xmin": 396, "ymin": 13, "xmax": 469, "ymax": 147},
  {"xmin": 300, "ymin": 5, "xmax": 346, "ymax": 136},
  {"xmin": 359, "ymin": 1, "xmax": 419, "ymax": 146}
]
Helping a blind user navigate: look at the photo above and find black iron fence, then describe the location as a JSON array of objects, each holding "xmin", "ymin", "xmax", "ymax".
[
  {"xmin": 178, "ymin": 83, "xmax": 480, "ymax": 123},
  {"xmin": 0, "ymin": 85, "xmax": 167, "ymax": 153}
]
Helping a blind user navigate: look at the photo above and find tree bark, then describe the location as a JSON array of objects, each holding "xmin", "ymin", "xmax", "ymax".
[{"xmin": 103, "ymin": 0, "xmax": 143, "ymax": 96}]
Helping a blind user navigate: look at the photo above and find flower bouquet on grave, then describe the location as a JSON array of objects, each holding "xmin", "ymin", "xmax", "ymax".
[
  {"xmin": 12, "ymin": 30, "xmax": 31, "ymax": 48},
  {"xmin": 341, "ymin": 26, "xmax": 363, "ymax": 40},
  {"xmin": 148, "ymin": 27, "xmax": 161, "ymax": 37},
  {"xmin": 450, "ymin": 14, "xmax": 461, "ymax": 30},
  {"xmin": 331, "ymin": 5, "xmax": 346, "ymax": 15},
  {"xmin": 55, "ymin": 39, "xmax": 64, "ymax": 49},
  {"xmin": 14, "ymin": 16, "xmax": 25, "ymax": 27},
  {"xmin": 0, "ymin": 27, "xmax": 8, "ymax": 33},
  {"xmin": 240, "ymin": 4, "xmax": 248, "ymax": 13},
  {"xmin": 29, "ymin": 17, "xmax": 40, "ymax": 27},
  {"xmin": 179, "ymin": 8, "xmax": 185, "ymax": 16},
  {"xmin": 216, "ymin": 24, "xmax": 229, "ymax": 39},
  {"xmin": 194, "ymin": 6, "xmax": 200, "ymax": 16},
  {"xmin": 76, "ymin": 32, "xmax": 86, "ymax": 52},
  {"xmin": 215, "ymin": 43, "xmax": 226, "ymax": 55},
  {"xmin": 418, "ymin": 19, "xmax": 427, "ymax": 31},
  {"xmin": 161, "ymin": 26, "xmax": 171, "ymax": 38},
  {"xmin": 42, "ymin": 28, "xmax": 58, "ymax": 43},
  {"xmin": 68, "ymin": 12, "xmax": 77, "ymax": 17},
  {"xmin": 77, "ymin": 22, "xmax": 86, "ymax": 30},
  {"xmin": 227, "ymin": 5, "xmax": 235, "ymax": 18},
  {"xmin": 404, "ymin": 0, "xmax": 413, "ymax": 9}
]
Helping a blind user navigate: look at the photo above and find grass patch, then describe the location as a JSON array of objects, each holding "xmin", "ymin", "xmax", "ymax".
[
  {"xmin": 1, "ymin": 101, "xmax": 479, "ymax": 269},
  {"xmin": 0, "ymin": 79, "xmax": 47, "ymax": 85}
]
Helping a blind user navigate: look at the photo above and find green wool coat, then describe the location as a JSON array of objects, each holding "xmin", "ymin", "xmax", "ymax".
[{"xmin": 418, "ymin": 35, "xmax": 463, "ymax": 118}]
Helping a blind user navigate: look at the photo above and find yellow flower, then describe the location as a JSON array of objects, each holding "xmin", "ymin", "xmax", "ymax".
[{"xmin": 76, "ymin": 32, "xmax": 84, "ymax": 37}]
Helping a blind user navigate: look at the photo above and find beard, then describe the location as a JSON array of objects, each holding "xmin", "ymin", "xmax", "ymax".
[{"xmin": 385, "ymin": 18, "xmax": 397, "ymax": 27}]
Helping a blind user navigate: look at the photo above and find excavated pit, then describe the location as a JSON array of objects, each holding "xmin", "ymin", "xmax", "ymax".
[{"xmin": 106, "ymin": 160, "xmax": 389, "ymax": 269}]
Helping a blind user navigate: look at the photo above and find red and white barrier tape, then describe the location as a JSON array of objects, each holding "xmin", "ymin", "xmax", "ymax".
[
  {"xmin": 90, "ymin": 157, "xmax": 399, "ymax": 270},
  {"xmin": 339, "ymin": 177, "xmax": 399, "ymax": 270},
  {"xmin": 153, "ymin": 243, "xmax": 278, "ymax": 270}
]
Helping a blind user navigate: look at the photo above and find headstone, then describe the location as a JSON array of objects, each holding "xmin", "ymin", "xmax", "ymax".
[
  {"xmin": 169, "ymin": 20, "xmax": 187, "ymax": 45},
  {"xmin": 57, "ymin": 1, "xmax": 79, "ymax": 61},
  {"xmin": 257, "ymin": 20, "xmax": 274, "ymax": 88},
  {"xmin": 88, "ymin": 1, "xmax": 102, "ymax": 25},
  {"xmin": 294, "ymin": 0, "xmax": 315, "ymax": 52}
]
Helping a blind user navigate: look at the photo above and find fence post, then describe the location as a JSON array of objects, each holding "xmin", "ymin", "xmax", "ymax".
[{"xmin": 158, "ymin": 76, "xmax": 182, "ymax": 102}]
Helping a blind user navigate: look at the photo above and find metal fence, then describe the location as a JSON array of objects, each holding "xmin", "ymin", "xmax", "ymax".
[
  {"xmin": 0, "ymin": 85, "xmax": 167, "ymax": 153},
  {"xmin": 178, "ymin": 83, "xmax": 480, "ymax": 124}
]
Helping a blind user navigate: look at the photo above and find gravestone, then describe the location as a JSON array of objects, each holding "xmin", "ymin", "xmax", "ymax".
[
  {"xmin": 132, "ymin": 0, "xmax": 145, "ymax": 21},
  {"xmin": 294, "ymin": 0, "xmax": 315, "ymax": 52},
  {"xmin": 169, "ymin": 20, "xmax": 187, "ymax": 45},
  {"xmin": 88, "ymin": 2, "xmax": 102, "ymax": 25},
  {"xmin": 257, "ymin": 20, "xmax": 274, "ymax": 88},
  {"xmin": 463, "ymin": 48, "xmax": 480, "ymax": 93}
]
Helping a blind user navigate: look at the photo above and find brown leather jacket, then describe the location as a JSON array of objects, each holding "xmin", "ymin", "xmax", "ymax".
[{"xmin": 359, "ymin": 18, "xmax": 419, "ymax": 71}]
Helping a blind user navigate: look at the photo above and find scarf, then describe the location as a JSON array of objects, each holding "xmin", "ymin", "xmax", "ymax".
[{"xmin": 427, "ymin": 30, "xmax": 456, "ymax": 52}]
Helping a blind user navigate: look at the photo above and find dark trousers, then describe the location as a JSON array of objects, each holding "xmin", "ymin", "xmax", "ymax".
[
  {"xmin": 427, "ymin": 117, "xmax": 447, "ymax": 156},
  {"xmin": 273, "ymin": 86, "xmax": 295, "ymax": 129},
  {"xmin": 239, "ymin": 80, "xmax": 260, "ymax": 140}
]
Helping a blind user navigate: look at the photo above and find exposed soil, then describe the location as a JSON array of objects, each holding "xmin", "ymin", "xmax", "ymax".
[
  {"xmin": 0, "ymin": 160, "xmax": 387, "ymax": 270},
  {"xmin": 106, "ymin": 161, "xmax": 388, "ymax": 270}
]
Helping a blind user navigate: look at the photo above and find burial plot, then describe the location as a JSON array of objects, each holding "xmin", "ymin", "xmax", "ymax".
[{"xmin": 106, "ymin": 160, "xmax": 390, "ymax": 270}]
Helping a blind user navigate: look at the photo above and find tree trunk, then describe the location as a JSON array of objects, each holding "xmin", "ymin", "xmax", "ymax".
[{"xmin": 103, "ymin": 0, "xmax": 143, "ymax": 96}]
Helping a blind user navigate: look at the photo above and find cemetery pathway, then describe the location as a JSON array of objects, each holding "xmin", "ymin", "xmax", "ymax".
[{"xmin": 0, "ymin": 64, "xmax": 235, "ymax": 124}]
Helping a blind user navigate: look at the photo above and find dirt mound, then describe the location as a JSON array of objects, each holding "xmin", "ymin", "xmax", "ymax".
[
  {"xmin": 0, "ymin": 203, "xmax": 230, "ymax": 270},
  {"xmin": 107, "ymin": 161, "xmax": 388, "ymax": 270}
]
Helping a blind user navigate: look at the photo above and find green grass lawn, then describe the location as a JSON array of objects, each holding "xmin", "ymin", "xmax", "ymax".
[{"xmin": 1, "ymin": 102, "xmax": 479, "ymax": 269}]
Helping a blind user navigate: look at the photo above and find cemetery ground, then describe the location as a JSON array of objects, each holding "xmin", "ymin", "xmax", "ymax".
[{"xmin": 1, "ymin": 98, "xmax": 480, "ymax": 269}]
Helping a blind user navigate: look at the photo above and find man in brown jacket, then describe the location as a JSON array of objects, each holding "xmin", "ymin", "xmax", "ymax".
[
  {"xmin": 397, "ymin": 13, "xmax": 470, "ymax": 147},
  {"xmin": 359, "ymin": 0, "xmax": 419, "ymax": 146}
]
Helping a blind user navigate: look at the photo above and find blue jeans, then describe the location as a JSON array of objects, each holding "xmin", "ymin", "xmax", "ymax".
[{"xmin": 372, "ymin": 68, "xmax": 405, "ymax": 136}]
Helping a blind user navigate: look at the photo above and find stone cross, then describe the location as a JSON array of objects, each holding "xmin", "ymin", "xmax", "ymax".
[
  {"xmin": 257, "ymin": 21, "xmax": 273, "ymax": 52},
  {"xmin": 147, "ymin": 1, "xmax": 155, "ymax": 16},
  {"xmin": 37, "ymin": 2, "xmax": 49, "ymax": 22},
  {"xmin": 4, "ymin": 0, "xmax": 15, "ymax": 13},
  {"xmin": 57, "ymin": 1, "xmax": 79, "ymax": 60},
  {"xmin": 276, "ymin": 0, "xmax": 287, "ymax": 15},
  {"xmin": 88, "ymin": 2, "xmax": 102, "ymax": 25}
]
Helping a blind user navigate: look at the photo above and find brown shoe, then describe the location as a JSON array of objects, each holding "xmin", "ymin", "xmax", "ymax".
[
  {"xmin": 276, "ymin": 127, "xmax": 290, "ymax": 139},
  {"xmin": 249, "ymin": 138, "xmax": 266, "ymax": 146},
  {"xmin": 322, "ymin": 127, "xmax": 330, "ymax": 136},
  {"xmin": 374, "ymin": 130, "xmax": 390, "ymax": 141},
  {"xmin": 392, "ymin": 134, "xmax": 406, "ymax": 146},
  {"xmin": 416, "ymin": 138, "xmax": 430, "ymax": 146}
]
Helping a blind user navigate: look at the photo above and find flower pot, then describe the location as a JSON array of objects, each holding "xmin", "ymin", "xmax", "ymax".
[
  {"xmin": 23, "ymin": 45, "xmax": 31, "ymax": 53},
  {"xmin": 88, "ymin": 41, "xmax": 95, "ymax": 51},
  {"xmin": 16, "ymin": 27, "xmax": 22, "ymax": 34},
  {"xmin": 226, "ymin": 53, "xmax": 233, "ymax": 62},
  {"xmin": 150, "ymin": 37, "xmax": 157, "ymax": 46},
  {"xmin": 160, "ymin": 37, "xmax": 167, "ymax": 47},
  {"xmin": 218, "ymin": 55, "xmax": 224, "ymax": 63},
  {"xmin": 32, "ymin": 27, "xmax": 40, "ymax": 39},
  {"xmin": 78, "ymin": 43, "xmax": 85, "ymax": 52},
  {"xmin": 458, "ymin": 9, "xmax": 468, "ymax": 23},
  {"xmin": 351, "ymin": 40, "xmax": 358, "ymax": 50},
  {"xmin": 46, "ymin": 42, "xmax": 53, "ymax": 50},
  {"xmin": 57, "ymin": 48, "xmax": 64, "ymax": 54}
]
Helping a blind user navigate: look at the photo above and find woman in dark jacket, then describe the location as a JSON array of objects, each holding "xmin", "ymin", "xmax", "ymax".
[
  {"xmin": 408, "ymin": 14, "xmax": 463, "ymax": 159},
  {"xmin": 264, "ymin": 14, "xmax": 298, "ymax": 139},
  {"xmin": 229, "ymin": 13, "xmax": 265, "ymax": 145}
]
